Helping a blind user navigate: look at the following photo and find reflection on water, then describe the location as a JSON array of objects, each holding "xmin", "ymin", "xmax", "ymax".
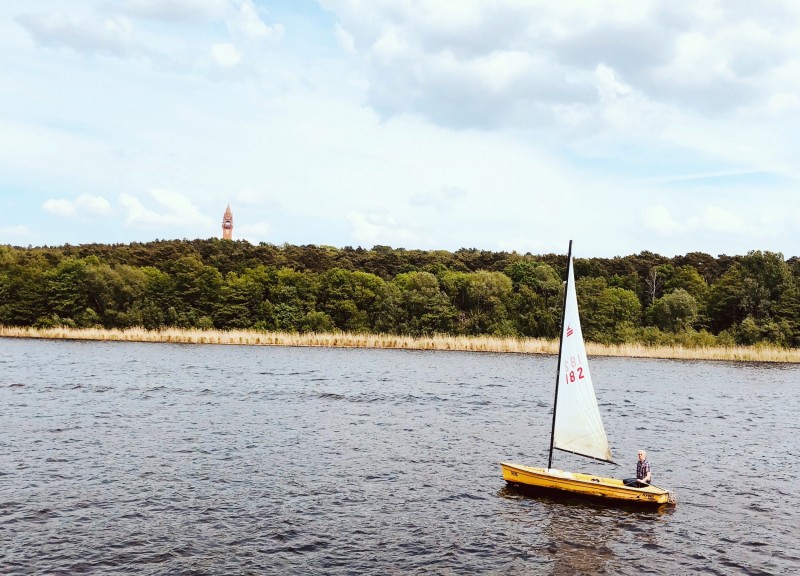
[
  {"xmin": 1, "ymin": 339, "xmax": 799, "ymax": 575},
  {"xmin": 498, "ymin": 485, "xmax": 675, "ymax": 575}
]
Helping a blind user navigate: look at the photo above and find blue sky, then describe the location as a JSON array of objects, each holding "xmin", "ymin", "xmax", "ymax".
[{"xmin": 2, "ymin": 1, "xmax": 799, "ymax": 258}]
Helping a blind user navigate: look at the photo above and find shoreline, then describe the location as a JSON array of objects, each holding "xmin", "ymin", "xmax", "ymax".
[{"xmin": 2, "ymin": 326, "xmax": 799, "ymax": 363}]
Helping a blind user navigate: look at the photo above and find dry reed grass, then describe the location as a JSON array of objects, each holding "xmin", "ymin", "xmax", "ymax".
[{"xmin": 1, "ymin": 325, "xmax": 798, "ymax": 363}]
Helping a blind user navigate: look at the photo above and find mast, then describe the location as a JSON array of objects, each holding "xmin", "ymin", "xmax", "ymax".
[{"xmin": 548, "ymin": 239, "xmax": 572, "ymax": 470}]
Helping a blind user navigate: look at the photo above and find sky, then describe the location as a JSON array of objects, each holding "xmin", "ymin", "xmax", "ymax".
[{"xmin": 1, "ymin": 0, "xmax": 799, "ymax": 259}]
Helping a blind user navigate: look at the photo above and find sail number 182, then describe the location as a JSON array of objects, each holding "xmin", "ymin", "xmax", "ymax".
[{"xmin": 564, "ymin": 356, "xmax": 585, "ymax": 384}]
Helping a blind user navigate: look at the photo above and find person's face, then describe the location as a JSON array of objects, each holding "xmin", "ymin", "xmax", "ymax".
[{"xmin": 638, "ymin": 451, "xmax": 646, "ymax": 461}]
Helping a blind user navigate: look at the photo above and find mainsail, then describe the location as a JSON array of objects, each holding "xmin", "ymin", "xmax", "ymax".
[{"xmin": 551, "ymin": 255, "xmax": 614, "ymax": 463}]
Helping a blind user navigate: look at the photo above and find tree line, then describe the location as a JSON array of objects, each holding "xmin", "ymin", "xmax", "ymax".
[{"xmin": 1, "ymin": 239, "xmax": 798, "ymax": 347}]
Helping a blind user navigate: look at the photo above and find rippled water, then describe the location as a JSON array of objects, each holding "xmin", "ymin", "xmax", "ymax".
[{"xmin": 1, "ymin": 338, "xmax": 799, "ymax": 575}]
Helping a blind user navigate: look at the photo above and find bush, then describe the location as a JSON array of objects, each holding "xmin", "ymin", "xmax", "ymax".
[
  {"xmin": 300, "ymin": 311, "xmax": 335, "ymax": 333},
  {"xmin": 674, "ymin": 329, "xmax": 717, "ymax": 348},
  {"xmin": 638, "ymin": 326, "xmax": 667, "ymax": 346},
  {"xmin": 716, "ymin": 329, "xmax": 736, "ymax": 347}
]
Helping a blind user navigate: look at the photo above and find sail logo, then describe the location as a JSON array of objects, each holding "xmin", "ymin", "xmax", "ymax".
[{"xmin": 566, "ymin": 325, "xmax": 574, "ymax": 337}]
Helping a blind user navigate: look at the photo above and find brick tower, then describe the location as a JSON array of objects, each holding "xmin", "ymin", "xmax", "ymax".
[{"xmin": 222, "ymin": 205, "xmax": 233, "ymax": 239}]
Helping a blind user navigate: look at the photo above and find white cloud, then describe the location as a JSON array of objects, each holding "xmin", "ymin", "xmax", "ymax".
[
  {"xmin": 372, "ymin": 28, "xmax": 408, "ymax": 61},
  {"xmin": 211, "ymin": 42, "xmax": 242, "ymax": 67},
  {"xmin": 237, "ymin": 221, "xmax": 271, "ymax": 243},
  {"xmin": 644, "ymin": 204, "xmax": 758, "ymax": 240},
  {"xmin": 410, "ymin": 186, "xmax": 467, "ymax": 209},
  {"xmin": 473, "ymin": 51, "xmax": 534, "ymax": 94},
  {"xmin": 120, "ymin": 189, "xmax": 212, "ymax": 228},
  {"xmin": 122, "ymin": 0, "xmax": 229, "ymax": 22},
  {"xmin": 595, "ymin": 64, "xmax": 632, "ymax": 101},
  {"xmin": 347, "ymin": 210, "xmax": 431, "ymax": 248},
  {"xmin": 323, "ymin": 0, "xmax": 800, "ymax": 131},
  {"xmin": 232, "ymin": 0, "xmax": 283, "ymax": 40},
  {"xmin": 335, "ymin": 25, "xmax": 355, "ymax": 53},
  {"xmin": 767, "ymin": 92, "xmax": 800, "ymax": 114},
  {"xmin": 42, "ymin": 198, "xmax": 76, "ymax": 217},
  {"xmin": 76, "ymin": 194, "xmax": 112, "ymax": 215},
  {"xmin": 643, "ymin": 205, "xmax": 683, "ymax": 236},
  {"xmin": 234, "ymin": 187, "xmax": 269, "ymax": 205},
  {"xmin": 0, "ymin": 225, "xmax": 31, "ymax": 243},
  {"xmin": 698, "ymin": 206, "xmax": 756, "ymax": 235},
  {"xmin": 5, "ymin": 1, "xmax": 800, "ymax": 257},
  {"xmin": 41, "ymin": 195, "xmax": 112, "ymax": 218},
  {"xmin": 16, "ymin": 11, "xmax": 137, "ymax": 57}
]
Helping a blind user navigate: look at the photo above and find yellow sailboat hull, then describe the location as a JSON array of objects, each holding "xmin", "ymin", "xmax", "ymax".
[{"xmin": 501, "ymin": 462, "xmax": 676, "ymax": 506}]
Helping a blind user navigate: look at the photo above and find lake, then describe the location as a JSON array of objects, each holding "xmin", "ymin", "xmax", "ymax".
[{"xmin": 1, "ymin": 338, "xmax": 798, "ymax": 574}]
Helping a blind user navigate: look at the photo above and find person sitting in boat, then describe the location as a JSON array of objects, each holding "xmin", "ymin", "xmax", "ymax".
[
  {"xmin": 624, "ymin": 450, "xmax": 652, "ymax": 487},
  {"xmin": 636, "ymin": 450, "xmax": 652, "ymax": 484}
]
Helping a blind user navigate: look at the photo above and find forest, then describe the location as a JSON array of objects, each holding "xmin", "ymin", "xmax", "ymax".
[{"xmin": 1, "ymin": 239, "xmax": 798, "ymax": 348}]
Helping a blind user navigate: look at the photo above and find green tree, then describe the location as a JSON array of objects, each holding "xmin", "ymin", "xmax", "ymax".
[
  {"xmin": 135, "ymin": 267, "xmax": 176, "ymax": 329},
  {"xmin": 580, "ymin": 283, "xmax": 641, "ymax": 343},
  {"xmin": 664, "ymin": 265, "xmax": 709, "ymax": 302},
  {"xmin": 708, "ymin": 251, "xmax": 792, "ymax": 344},
  {"xmin": 108, "ymin": 265, "xmax": 150, "ymax": 327},
  {"xmin": 213, "ymin": 270, "xmax": 267, "ymax": 329},
  {"xmin": 169, "ymin": 256, "xmax": 223, "ymax": 319},
  {"xmin": 647, "ymin": 289, "xmax": 698, "ymax": 332},
  {"xmin": 258, "ymin": 268, "xmax": 320, "ymax": 331},
  {"xmin": 316, "ymin": 268, "xmax": 386, "ymax": 332},
  {"xmin": 505, "ymin": 261, "xmax": 562, "ymax": 338},
  {"xmin": 462, "ymin": 271, "xmax": 514, "ymax": 335},
  {"xmin": 45, "ymin": 258, "xmax": 92, "ymax": 322},
  {"xmin": 0, "ymin": 255, "xmax": 49, "ymax": 325},
  {"xmin": 392, "ymin": 271, "xmax": 458, "ymax": 335}
]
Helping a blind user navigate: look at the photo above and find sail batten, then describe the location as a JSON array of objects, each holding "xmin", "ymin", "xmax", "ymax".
[{"xmin": 551, "ymin": 255, "xmax": 613, "ymax": 463}]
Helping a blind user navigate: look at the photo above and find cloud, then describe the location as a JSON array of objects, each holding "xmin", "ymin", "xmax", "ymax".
[
  {"xmin": 323, "ymin": 1, "xmax": 800, "ymax": 128},
  {"xmin": 410, "ymin": 186, "xmax": 467, "ymax": 209},
  {"xmin": 16, "ymin": 11, "xmax": 137, "ymax": 58},
  {"xmin": 231, "ymin": 0, "xmax": 284, "ymax": 41},
  {"xmin": 347, "ymin": 210, "xmax": 431, "ymax": 247},
  {"xmin": 122, "ymin": 0, "xmax": 229, "ymax": 23},
  {"xmin": 210, "ymin": 42, "xmax": 242, "ymax": 67},
  {"xmin": 237, "ymin": 222, "xmax": 271, "ymax": 243},
  {"xmin": 643, "ymin": 205, "xmax": 683, "ymax": 236},
  {"xmin": 41, "ymin": 194, "xmax": 113, "ymax": 218},
  {"xmin": 76, "ymin": 194, "xmax": 113, "ymax": 215},
  {"xmin": 234, "ymin": 187, "xmax": 271, "ymax": 205},
  {"xmin": 768, "ymin": 92, "xmax": 800, "ymax": 114},
  {"xmin": 7, "ymin": 0, "xmax": 800, "ymax": 258},
  {"xmin": 644, "ymin": 204, "xmax": 758, "ymax": 239},
  {"xmin": 0, "ymin": 225, "xmax": 32, "ymax": 243},
  {"xmin": 696, "ymin": 206, "xmax": 756, "ymax": 235},
  {"xmin": 595, "ymin": 64, "xmax": 632, "ymax": 102},
  {"xmin": 17, "ymin": 1, "xmax": 282, "ymax": 69},
  {"xmin": 42, "ymin": 198, "xmax": 76, "ymax": 217},
  {"xmin": 335, "ymin": 25, "xmax": 355, "ymax": 53},
  {"xmin": 120, "ymin": 189, "xmax": 212, "ymax": 228}
]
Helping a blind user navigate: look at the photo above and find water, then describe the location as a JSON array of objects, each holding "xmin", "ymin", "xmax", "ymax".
[{"xmin": 1, "ymin": 338, "xmax": 799, "ymax": 575}]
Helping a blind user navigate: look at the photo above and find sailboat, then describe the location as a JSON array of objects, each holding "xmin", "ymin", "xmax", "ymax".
[{"xmin": 500, "ymin": 241, "xmax": 676, "ymax": 506}]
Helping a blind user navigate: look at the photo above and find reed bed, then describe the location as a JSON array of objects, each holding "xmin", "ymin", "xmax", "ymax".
[{"xmin": 2, "ymin": 325, "xmax": 799, "ymax": 363}]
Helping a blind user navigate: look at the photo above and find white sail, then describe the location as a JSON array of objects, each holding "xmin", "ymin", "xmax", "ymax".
[{"xmin": 552, "ymin": 256, "xmax": 614, "ymax": 463}]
